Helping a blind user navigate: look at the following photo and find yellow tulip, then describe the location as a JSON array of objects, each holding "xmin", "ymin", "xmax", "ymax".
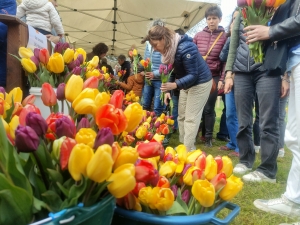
[
  {"xmin": 75, "ymin": 128, "xmax": 97, "ymax": 148},
  {"xmin": 155, "ymin": 188, "xmax": 174, "ymax": 211},
  {"xmin": 94, "ymin": 92, "xmax": 110, "ymax": 108},
  {"xmin": 192, "ymin": 180, "xmax": 215, "ymax": 207},
  {"xmin": 176, "ymin": 144, "xmax": 187, "ymax": 163},
  {"xmin": 113, "ymin": 146, "xmax": 139, "ymax": 170},
  {"xmin": 72, "ymin": 88, "xmax": 99, "ymax": 115},
  {"xmin": 107, "ymin": 163, "xmax": 136, "ymax": 198},
  {"xmin": 88, "ymin": 56, "xmax": 99, "ymax": 68},
  {"xmin": 160, "ymin": 113, "xmax": 165, "ymax": 120},
  {"xmin": 1, "ymin": 116, "xmax": 10, "ymax": 134},
  {"xmin": 219, "ymin": 175, "xmax": 243, "ymax": 201},
  {"xmin": 6, "ymin": 87, "xmax": 23, "ymax": 105},
  {"xmin": 74, "ymin": 48, "xmax": 87, "ymax": 62},
  {"xmin": 138, "ymin": 186, "xmax": 153, "ymax": 207},
  {"xmin": 85, "ymin": 69, "xmax": 101, "ymax": 79},
  {"xmin": 175, "ymin": 162, "xmax": 185, "ymax": 174},
  {"xmin": 47, "ymin": 53, "xmax": 65, "ymax": 73},
  {"xmin": 68, "ymin": 143, "xmax": 94, "ymax": 181},
  {"xmin": 183, "ymin": 166, "xmax": 199, "ymax": 186},
  {"xmin": 63, "ymin": 48, "xmax": 75, "ymax": 64},
  {"xmin": 146, "ymin": 116, "xmax": 152, "ymax": 123},
  {"xmin": 65, "ymin": 75, "xmax": 83, "ymax": 103},
  {"xmin": 186, "ymin": 150, "xmax": 202, "ymax": 165},
  {"xmin": 165, "ymin": 147, "xmax": 176, "ymax": 157},
  {"xmin": 205, "ymin": 154, "xmax": 217, "ymax": 180},
  {"xmin": 220, "ymin": 156, "xmax": 233, "ymax": 178},
  {"xmin": 132, "ymin": 49, "xmax": 138, "ymax": 56},
  {"xmin": 135, "ymin": 125, "xmax": 147, "ymax": 139},
  {"xmin": 18, "ymin": 47, "xmax": 33, "ymax": 58},
  {"xmin": 87, "ymin": 144, "xmax": 113, "ymax": 183},
  {"xmin": 101, "ymin": 66, "xmax": 107, "ymax": 73},
  {"xmin": 159, "ymin": 161, "xmax": 177, "ymax": 178},
  {"xmin": 104, "ymin": 73, "xmax": 110, "ymax": 80},
  {"xmin": 152, "ymin": 133, "xmax": 165, "ymax": 143},
  {"xmin": 21, "ymin": 58, "xmax": 37, "ymax": 73},
  {"xmin": 8, "ymin": 115, "xmax": 19, "ymax": 140},
  {"xmin": 167, "ymin": 118, "xmax": 174, "ymax": 125},
  {"xmin": 124, "ymin": 102, "xmax": 143, "ymax": 132}
]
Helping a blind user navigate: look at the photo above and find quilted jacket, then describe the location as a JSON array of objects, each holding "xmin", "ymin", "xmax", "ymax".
[
  {"xmin": 193, "ymin": 26, "xmax": 227, "ymax": 77},
  {"xmin": 16, "ymin": 0, "xmax": 64, "ymax": 35},
  {"xmin": 170, "ymin": 35, "xmax": 212, "ymax": 90}
]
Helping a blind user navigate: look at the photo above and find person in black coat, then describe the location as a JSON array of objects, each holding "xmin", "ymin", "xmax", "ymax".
[{"xmin": 117, "ymin": 54, "xmax": 131, "ymax": 83}]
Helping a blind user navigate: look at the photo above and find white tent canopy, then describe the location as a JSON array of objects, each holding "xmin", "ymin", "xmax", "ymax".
[{"xmin": 54, "ymin": 0, "xmax": 217, "ymax": 57}]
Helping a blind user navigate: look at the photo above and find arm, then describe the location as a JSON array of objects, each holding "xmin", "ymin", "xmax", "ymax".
[
  {"xmin": 48, "ymin": 3, "xmax": 64, "ymax": 35},
  {"xmin": 16, "ymin": 5, "xmax": 26, "ymax": 18},
  {"xmin": 118, "ymin": 78, "xmax": 134, "ymax": 91},
  {"xmin": 219, "ymin": 38, "xmax": 230, "ymax": 62}
]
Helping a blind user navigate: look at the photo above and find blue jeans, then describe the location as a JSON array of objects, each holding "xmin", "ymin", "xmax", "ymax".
[
  {"xmin": 217, "ymin": 94, "xmax": 229, "ymax": 139},
  {"xmin": 142, "ymin": 80, "xmax": 164, "ymax": 116},
  {"xmin": 172, "ymin": 94, "xmax": 179, "ymax": 129},
  {"xmin": 234, "ymin": 71, "xmax": 281, "ymax": 179},
  {"xmin": 225, "ymin": 89, "xmax": 239, "ymax": 152},
  {"xmin": 0, "ymin": 0, "xmax": 16, "ymax": 86}
]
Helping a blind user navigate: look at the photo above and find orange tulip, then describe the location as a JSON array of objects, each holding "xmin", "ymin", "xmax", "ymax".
[
  {"xmin": 41, "ymin": 83, "xmax": 57, "ymax": 106},
  {"xmin": 109, "ymin": 90, "xmax": 124, "ymax": 109}
]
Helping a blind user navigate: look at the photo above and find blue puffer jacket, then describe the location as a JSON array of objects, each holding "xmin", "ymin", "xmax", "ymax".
[
  {"xmin": 170, "ymin": 35, "xmax": 212, "ymax": 90},
  {"xmin": 144, "ymin": 41, "xmax": 162, "ymax": 80}
]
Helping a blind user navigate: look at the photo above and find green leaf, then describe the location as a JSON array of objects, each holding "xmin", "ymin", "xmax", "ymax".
[
  {"xmin": 33, "ymin": 197, "xmax": 49, "ymax": 213},
  {"xmin": 29, "ymin": 165, "xmax": 47, "ymax": 199},
  {"xmin": 57, "ymin": 182, "xmax": 70, "ymax": 198},
  {"xmin": 4, "ymin": 98, "xmax": 15, "ymax": 123},
  {"xmin": 166, "ymin": 201, "xmax": 187, "ymax": 215},
  {"xmin": 49, "ymin": 75, "xmax": 55, "ymax": 87},
  {"xmin": 42, "ymin": 190, "xmax": 63, "ymax": 212},
  {"xmin": 86, "ymin": 181, "xmax": 111, "ymax": 206},
  {"xmin": 47, "ymin": 168, "xmax": 63, "ymax": 184},
  {"xmin": 176, "ymin": 189, "xmax": 189, "ymax": 214}
]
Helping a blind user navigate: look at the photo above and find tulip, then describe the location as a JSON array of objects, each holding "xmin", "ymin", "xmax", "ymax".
[
  {"xmin": 85, "ymin": 69, "xmax": 101, "ymax": 79},
  {"xmin": 88, "ymin": 56, "xmax": 99, "ymax": 68},
  {"xmin": 138, "ymin": 186, "xmax": 153, "ymax": 207},
  {"xmin": 273, "ymin": 0, "xmax": 286, "ymax": 8},
  {"xmin": 237, "ymin": 0, "xmax": 248, "ymax": 7},
  {"xmin": 182, "ymin": 189, "xmax": 190, "ymax": 204},
  {"xmin": 55, "ymin": 116, "xmax": 76, "ymax": 138},
  {"xmin": 75, "ymin": 128, "xmax": 97, "ymax": 148},
  {"xmin": 192, "ymin": 169, "xmax": 205, "ymax": 183},
  {"xmin": 52, "ymin": 136, "xmax": 66, "ymax": 162},
  {"xmin": 132, "ymin": 182, "xmax": 146, "ymax": 197},
  {"xmin": 157, "ymin": 176, "xmax": 170, "ymax": 188},
  {"xmin": 114, "ymin": 146, "xmax": 139, "ymax": 170},
  {"xmin": 109, "ymin": 90, "xmax": 124, "ymax": 109},
  {"xmin": 63, "ymin": 48, "xmax": 75, "ymax": 64},
  {"xmin": 18, "ymin": 104, "xmax": 41, "ymax": 126},
  {"xmin": 183, "ymin": 166, "xmax": 199, "ymax": 186},
  {"xmin": 56, "ymin": 83, "xmax": 66, "ymax": 101},
  {"xmin": 124, "ymin": 103, "xmax": 143, "ymax": 132},
  {"xmin": 152, "ymin": 133, "xmax": 164, "ymax": 143},
  {"xmin": 135, "ymin": 160, "xmax": 156, "ymax": 183},
  {"xmin": 72, "ymin": 66, "xmax": 82, "ymax": 75},
  {"xmin": 47, "ymin": 53, "xmax": 65, "ymax": 73},
  {"xmin": 144, "ymin": 157, "xmax": 158, "ymax": 170},
  {"xmin": 254, "ymin": 0, "xmax": 263, "ymax": 7},
  {"xmin": 266, "ymin": 0, "xmax": 276, "ymax": 7},
  {"xmin": 94, "ymin": 92, "xmax": 110, "ymax": 108},
  {"xmin": 68, "ymin": 59, "xmax": 80, "ymax": 70},
  {"xmin": 175, "ymin": 162, "xmax": 185, "ymax": 174},
  {"xmin": 8, "ymin": 115, "xmax": 20, "ymax": 140},
  {"xmin": 34, "ymin": 48, "xmax": 40, "ymax": 59},
  {"xmin": 137, "ymin": 141, "xmax": 164, "ymax": 158},
  {"xmin": 41, "ymin": 83, "xmax": 57, "ymax": 107},
  {"xmin": 205, "ymin": 154, "xmax": 217, "ymax": 180},
  {"xmin": 21, "ymin": 58, "xmax": 37, "ymax": 73},
  {"xmin": 176, "ymin": 144, "xmax": 187, "ymax": 163},
  {"xmin": 215, "ymin": 155, "xmax": 223, "ymax": 173},
  {"xmin": 25, "ymin": 112, "xmax": 48, "ymax": 136},
  {"xmin": 149, "ymin": 169, "xmax": 160, "ymax": 187},
  {"xmin": 93, "ymin": 127, "xmax": 114, "ymax": 149},
  {"xmin": 241, "ymin": 8, "xmax": 247, "ymax": 19},
  {"xmin": 39, "ymin": 48, "xmax": 50, "ymax": 64},
  {"xmin": 76, "ymin": 117, "xmax": 91, "ymax": 132},
  {"xmin": 65, "ymin": 75, "xmax": 84, "ymax": 103},
  {"xmin": 124, "ymin": 134, "xmax": 135, "ymax": 145},
  {"xmin": 15, "ymin": 125, "xmax": 39, "ymax": 153},
  {"xmin": 68, "ymin": 143, "xmax": 94, "ymax": 181},
  {"xmin": 22, "ymin": 94, "xmax": 35, "ymax": 106},
  {"xmin": 6, "ymin": 87, "xmax": 23, "ymax": 105},
  {"xmin": 72, "ymin": 93, "xmax": 98, "ymax": 115},
  {"xmin": 95, "ymin": 104, "xmax": 128, "ymax": 135},
  {"xmin": 30, "ymin": 56, "xmax": 39, "ymax": 67},
  {"xmin": 192, "ymin": 179, "xmax": 215, "ymax": 207},
  {"xmin": 117, "ymin": 192, "xmax": 142, "ymax": 211},
  {"xmin": 74, "ymin": 48, "xmax": 86, "ymax": 62},
  {"xmin": 171, "ymin": 185, "xmax": 178, "ymax": 198},
  {"xmin": 87, "ymin": 144, "xmax": 114, "ymax": 183},
  {"xmin": 246, "ymin": 0, "xmax": 252, "ymax": 6},
  {"xmin": 182, "ymin": 164, "xmax": 192, "ymax": 176},
  {"xmin": 159, "ymin": 124, "xmax": 169, "ymax": 135},
  {"xmin": 111, "ymin": 142, "xmax": 121, "ymax": 162},
  {"xmin": 135, "ymin": 125, "xmax": 147, "ymax": 139},
  {"xmin": 54, "ymin": 42, "xmax": 70, "ymax": 54},
  {"xmin": 159, "ymin": 161, "xmax": 177, "ymax": 178},
  {"xmin": 107, "ymin": 163, "xmax": 136, "ymax": 198},
  {"xmin": 186, "ymin": 149, "xmax": 202, "ymax": 165},
  {"xmin": 210, "ymin": 173, "xmax": 227, "ymax": 192},
  {"xmin": 219, "ymin": 175, "xmax": 244, "ymax": 201},
  {"xmin": 155, "ymin": 188, "xmax": 174, "ymax": 211},
  {"xmin": 83, "ymin": 76, "xmax": 99, "ymax": 89},
  {"xmin": 18, "ymin": 47, "xmax": 34, "ymax": 58},
  {"xmin": 195, "ymin": 153, "xmax": 206, "ymax": 170},
  {"xmin": 220, "ymin": 156, "xmax": 233, "ymax": 178}
]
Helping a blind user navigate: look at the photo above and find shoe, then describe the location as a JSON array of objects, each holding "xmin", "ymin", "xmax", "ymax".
[
  {"xmin": 278, "ymin": 148, "xmax": 285, "ymax": 158},
  {"xmin": 228, "ymin": 151, "xmax": 240, "ymax": 157},
  {"xmin": 219, "ymin": 146, "xmax": 232, "ymax": 151},
  {"xmin": 254, "ymin": 195, "xmax": 300, "ymax": 219},
  {"xmin": 279, "ymin": 223, "xmax": 300, "ymax": 225},
  {"xmin": 205, "ymin": 138, "xmax": 212, "ymax": 147},
  {"xmin": 217, "ymin": 136, "xmax": 230, "ymax": 142},
  {"xmin": 254, "ymin": 145, "xmax": 260, "ymax": 154},
  {"xmin": 233, "ymin": 163, "xmax": 252, "ymax": 174},
  {"xmin": 243, "ymin": 170, "xmax": 276, "ymax": 183}
]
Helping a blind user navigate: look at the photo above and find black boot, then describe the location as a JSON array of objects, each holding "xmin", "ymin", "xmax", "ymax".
[{"xmin": 205, "ymin": 138, "xmax": 212, "ymax": 148}]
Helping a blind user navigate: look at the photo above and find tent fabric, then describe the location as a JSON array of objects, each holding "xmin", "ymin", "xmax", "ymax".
[{"xmin": 54, "ymin": 0, "xmax": 216, "ymax": 57}]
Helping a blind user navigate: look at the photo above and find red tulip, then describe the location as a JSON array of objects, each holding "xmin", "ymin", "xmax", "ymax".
[
  {"xmin": 192, "ymin": 169, "xmax": 205, "ymax": 183},
  {"xmin": 132, "ymin": 182, "xmax": 146, "ymax": 197},
  {"xmin": 194, "ymin": 153, "xmax": 206, "ymax": 170},
  {"xmin": 136, "ymin": 140, "xmax": 164, "ymax": 158},
  {"xmin": 266, "ymin": 0, "xmax": 276, "ymax": 7},
  {"xmin": 83, "ymin": 76, "xmax": 99, "ymax": 89},
  {"xmin": 39, "ymin": 48, "xmax": 50, "ymax": 64},
  {"xmin": 135, "ymin": 159, "xmax": 156, "ymax": 183},
  {"xmin": 246, "ymin": 0, "xmax": 253, "ymax": 6},
  {"xmin": 210, "ymin": 173, "xmax": 227, "ymax": 192},
  {"xmin": 109, "ymin": 90, "xmax": 124, "ymax": 109},
  {"xmin": 159, "ymin": 124, "xmax": 169, "ymax": 135},
  {"xmin": 22, "ymin": 94, "xmax": 35, "ymax": 106},
  {"xmin": 215, "ymin": 155, "xmax": 223, "ymax": 173},
  {"xmin": 60, "ymin": 137, "xmax": 77, "ymax": 170},
  {"xmin": 156, "ymin": 176, "xmax": 170, "ymax": 188},
  {"xmin": 41, "ymin": 83, "xmax": 57, "ymax": 107},
  {"xmin": 241, "ymin": 8, "xmax": 247, "ymax": 19}
]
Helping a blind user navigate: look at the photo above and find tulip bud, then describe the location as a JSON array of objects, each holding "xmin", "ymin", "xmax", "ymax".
[
  {"xmin": 54, "ymin": 42, "xmax": 70, "ymax": 54},
  {"xmin": 171, "ymin": 184, "xmax": 178, "ymax": 199},
  {"xmin": 210, "ymin": 173, "xmax": 227, "ymax": 192},
  {"xmin": 215, "ymin": 155, "xmax": 223, "ymax": 173},
  {"xmin": 181, "ymin": 189, "xmax": 190, "ymax": 204},
  {"xmin": 25, "ymin": 112, "xmax": 48, "ymax": 136},
  {"xmin": 41, "ymin": 83, "xmax": 57, "ymax": 107},
  {"xmin": 56, "ymin": 83, "xmax": 66, "ymax": 101},
  {"xmin": 0, "ymin": 87, "xmax": 6, "ymax": 98},
  {"xmin": 109, "ymin": 90, "xmax": 124, "ymax": 109},
  {"xmin": 156, "ymin": 176, "xmax": 170, "ymax": 188},
  {"xmin": 72, "ymin": 66, "xmax": 82, "ymax": 75},
  {"xmin": 132, "ymin": 182, "xmax": 146, "ymax": 197},
  {"xmin": 237, "ymin": 0, "xmax": 248, "ymax": 7},
  {"xmin": 67, "ymin": 59, "xmax": 80, "ymax": 70},
  {"xmin": 21, "ymin": 58, "xmax": 37, "ymax": 73},
  {"xmin": 15, "ymin": 125, "xmax": 40, "ymax": 153},
  {"xmin": 93, "ymin": 127, "xmax": 114, "ymax": 149},
  {"xmin": 137, "ymin": 141, "xmax": 164, "ymax": 158},
  {"xmin": 149, "ymin": 169, "xmax": 159, "ymax": 186},
  {"xmin": 60, "ymin": 137, "xmax": 77, "ymax": 170},
  {"xmin": 39, "ymin": 48, "xmax": 50, "ymax": 64},
  {"xmin": 76, "ymin": 117, "xmax": 91, "ymax": 132},
  {"xmin": 52, "ymin": 136, "xmax": 66, "ymax": 162},
  {"xmin": 34, "ymin": 48, "xmax": 40, "ymax": 59},
  {"xmin": 83, "ymin": 76, "xmax": 99, "ymax": 89},
  {"xmin": 55, "ymin": 116, "xmax": 76, "ymax": 138},
  {"xmin": 30, "ymin": 56, "xmax": 39, "ymax": 67}
]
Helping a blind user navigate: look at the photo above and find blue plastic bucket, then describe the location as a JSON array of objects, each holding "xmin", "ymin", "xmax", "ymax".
[{"xmin": 112, "ymin": 201, "xmax": 240, "ymax": 225}]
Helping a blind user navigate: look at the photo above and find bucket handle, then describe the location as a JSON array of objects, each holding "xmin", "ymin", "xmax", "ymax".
[{"xmin": 210, "ymin": 201, "xmax": 240, "ymax": 225}]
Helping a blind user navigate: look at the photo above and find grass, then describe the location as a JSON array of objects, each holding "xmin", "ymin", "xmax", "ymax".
[{"xmin": 168, "ymin": 98, "xmax": 297, "ymax": 225}]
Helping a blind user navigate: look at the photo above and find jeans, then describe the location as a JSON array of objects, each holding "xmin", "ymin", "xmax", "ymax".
[
  {"xmin": 234, "ymin": 71, "xmax": 281, "ymax": 179},
  {"xmin": 253, "ymin": 94, "xmax": 260, "ymax": 146},
  {"xmin": 142, "ymin": 80, "xmax": 164, "ymax": 116},
  {"xmin": 217, "ymin": 94, "xmax": 229, "ymax": 139},
  {"xmin": 203, "ymin": 76, "xmax": 219, "ymax": 138},
  {"xmin": 278, "ymin": 96, "xmax": 288, "ymax": 149},
  {"xmin": 0, "ymin": 0, "xmax": 17, "ymax": 87},
  {"xmin": 172, "ymin": 94, "xmax": 179, "ymax": 129},
  {"xmin": 225, "ymin": 89, "xmax": 239, "ymax": 152}
]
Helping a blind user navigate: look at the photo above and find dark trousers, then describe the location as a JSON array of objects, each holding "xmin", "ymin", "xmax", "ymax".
[
  {"xmin": 234, "ymin": 71, "xmax": 281, "ymax": 179},
  {"xmin": 217, "ymin": 94, "xmax": 229, "ymax": 139}
]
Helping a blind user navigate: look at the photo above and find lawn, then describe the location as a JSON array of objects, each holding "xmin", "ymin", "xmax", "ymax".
[{"xmin": 168, "ymin": 97, "xmax": 296, "ymax": 225}]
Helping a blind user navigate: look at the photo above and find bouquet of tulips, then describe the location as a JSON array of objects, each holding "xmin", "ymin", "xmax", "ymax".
[
  {"xmin": 140, "ymin": 58, "xmax": 152, "ymax": 85},
  {"xmin": 123, "ymin": 90, "xmax": 140, "ymax": 106},
  {"xmin": 159, "ymin": 64, "xmax": 173, "ymax": 105},
  {"xmin": 237, "ymin": 0, "xmax": 286, "ymax": 63},
  {"xmin": 116, "ymin": 144, "xmax": 244, "ymax": 215},
  {"xmin": 129, "ymin": 49, "xmax": 139, "ymax": 75}
]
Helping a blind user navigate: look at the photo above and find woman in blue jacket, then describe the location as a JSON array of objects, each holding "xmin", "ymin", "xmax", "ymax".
[
  {"xmin": 0, "ymin": 0, "xmax": 16, "ymax": 87},
  {"xmin": 141, "ymin": 23, "xmax": 212, "ymax": 151}
]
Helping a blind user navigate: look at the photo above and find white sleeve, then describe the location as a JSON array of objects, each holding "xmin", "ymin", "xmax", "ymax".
[
  {"xmin": 16, "ymin": 4, "xmax": 26, "ymax": 18},
  {"xmin": 48, "ymin": 3, "xmax": 64, "ymax": 35}
]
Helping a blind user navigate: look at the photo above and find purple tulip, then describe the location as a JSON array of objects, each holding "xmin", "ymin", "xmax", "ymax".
[
  {"xmin": 55, "ymin": 116, "xmax": 76, "ymax": 138},
  {"xmin": 171, "ymin": 185, "xmax": 178, "ymax": 199},
  {"xmin": 182, "ymin": 164, "xmax": 192, "ymax": 175},
  {"xmin": 34, "ymin": 48, "xmax": 40, "ymax": 59},
  {"xmin": 122, "ymin": 142, "xmax": 128, "ymax": 147},
  {"xmin": 76, "ymin": 54, "xmax": 84, "ymax": 64},
  {"xmin": 0, "ymin": 87, "xmax": 6, "ymax": 98},
  {"xmin": 237, "ymin": 0, "xmax": 248, "ymax": 7},
  {"xmin": 93, "ymin": 127, "xmax": 114, "ymax": 149},
  {"xmin": 56, "ymin": 83, "xmax": 66, "ymax": 101},
  {"xmin": 25, "ymin": 112, "xmax": 48, "ymax": 136},
  {"xmin": 254, "ymin": 0, "xmax": 263, "ymax": 7},
  {"xmin": 167, "ymin": 64, "xmax": 173, "ymax": 72},
  {"xmin": 15, "ymin": 125, "xmax": 40, "ymax": 153},
  {"xmin": 54, "ymin": 42, "xmax": 70, "ymax": 54},
  {"xmin": 72, "ymin": 66, "xmax": 82, "ymax": 75},
  {"xmin": 154, "ymin": 121, "xmax": 160, "ymax": 128},
  {"xmin": 76, "ymin": 117, "xmax": 91, "ymax": 132},
  {"xmin": 30, "ymin": 56, "xmax": 39, "ymax": 67},
  {"xmin": 68, "ymin": 59, "xmax": 80, "ymax": 70},
  {"xmin": 159, "ymin": 64, "xmax": 164, "ymax": 74},
  {"xmin": 181, "ymin": 189, "xmax": 190, "ymax": 204}
]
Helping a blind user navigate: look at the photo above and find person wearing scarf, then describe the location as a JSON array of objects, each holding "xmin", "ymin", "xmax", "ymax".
[{"xmin": 141, "ymin": 24, "xmax": 212, "ymax": 151}]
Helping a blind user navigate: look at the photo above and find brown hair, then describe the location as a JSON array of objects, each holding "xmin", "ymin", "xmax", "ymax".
[{"xmin": 141, "ymin": 25, "xmax": 175, "ymax": 53}]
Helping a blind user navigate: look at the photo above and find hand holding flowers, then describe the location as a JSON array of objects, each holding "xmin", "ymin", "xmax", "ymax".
[
  {"xmin": 140, "ymin": 58, "xmax": 152, "ymax": 85},
  {"xmin": 159, "ymin": 64, "xmax": 173, "ymax": 105}
]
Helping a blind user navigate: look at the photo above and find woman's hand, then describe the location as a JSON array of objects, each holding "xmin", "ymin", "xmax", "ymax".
[
  {"xmin": 161, "ymin": 82, "xmax": 177, "ymax": 92},
  {"xmin": 164, "ymin": 93, "xmax": 171, "ymax": 105},
  {"xmin": 217, "ymin": 81, "xmax": 224, "ymax": 90},
  {"xmin": 281, "ymin": 74, "xmax": 290, "ymax": 98},
  {"xmin": 145, "ymin": 72, "xmax": 154, "ymax": 79},
  {"xmin": 140, "ymin": 71, "xmax": 145, "ymax": 76},
  {"xmin": 224, "ymin": 71, "xmax": 234, "ymax": 94},
  {"xmin": 45, "ymin": 34, "xmax": 60, "ymax": 44}
]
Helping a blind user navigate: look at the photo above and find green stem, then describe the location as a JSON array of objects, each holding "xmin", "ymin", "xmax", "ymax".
[
  {"xmin": 0, "ymin": 161, "xmax": 13, "ymax": 184},
  {"xmin": 187, "ymin": 197, "xmax": 196, "ymax": 215},
  {"xmin": 83, "ymin": 181, "xmax": 97, "ymax": 206},
  {"xmin": 32, "ymin": 151, "xmax": 49, "ymax": 189}
]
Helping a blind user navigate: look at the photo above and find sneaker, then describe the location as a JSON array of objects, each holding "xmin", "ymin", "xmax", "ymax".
[
  {"xmin": 254, "ymin": 195, "xmax": 300, "ymax": 219},
  {"xmin": 233, "ymin": 163, "xmax": 252, "ymax": 174},
  {"xmin": 243, "ymin": 171, "xmax": 276, "ymax": 183},
  {"xmin": 254, "ymin": 145, "xmax": 260, "ymax": 154},
  {"xmin": 279, "ymin": 223, "xmax": 300, "ymax": 225},
  {"xmin": 278, "ymin": 148, "xmax": 285, "ymax": 158}
]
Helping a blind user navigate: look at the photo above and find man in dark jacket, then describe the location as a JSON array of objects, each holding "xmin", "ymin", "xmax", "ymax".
[{"xmin": 117, "ymin": 54, "xmax": 131, "ymax": 83}]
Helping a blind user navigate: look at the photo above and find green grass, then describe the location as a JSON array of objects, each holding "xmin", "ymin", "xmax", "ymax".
[{"xmin": 168, "ymin": 98, "xmax": 297, "ymax": 225}]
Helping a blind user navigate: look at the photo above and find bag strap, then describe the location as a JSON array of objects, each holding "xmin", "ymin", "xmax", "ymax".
[{"xmin": 204, "ymin": 32, "xmax": 223, "ymax": 58}]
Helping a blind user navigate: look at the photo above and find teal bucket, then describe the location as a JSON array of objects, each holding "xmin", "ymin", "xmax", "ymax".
[
  {"xmin": 37, "ymin": 194, "xmax": 115, "ymax": 225},
  {"xmin": 111, "ymin": 201, "xmax": 240, "ymax": 225}
]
